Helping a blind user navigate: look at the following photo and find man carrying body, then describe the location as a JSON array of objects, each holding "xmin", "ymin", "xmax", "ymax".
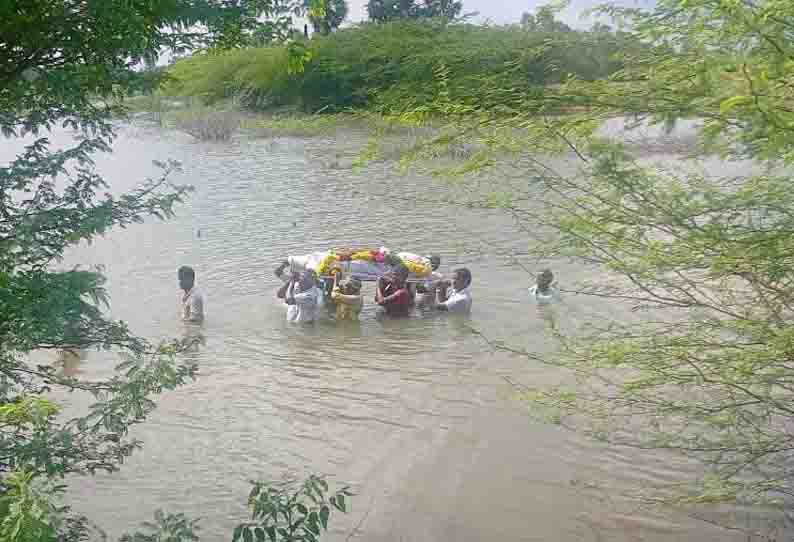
[
  {"xmin": 375, "ymin": 264, "xmax": 412, "ymax": 317},
  {"xmin": 276, "ymin": 263, "xmax": 321, "ymax": 323},
  {"xmin": 415, "ymin": 254, "xmax": 442, "ymax": 308},
  {"xmin": 435, "ymin": 268, "xmax": 473, "ymax": 314}
]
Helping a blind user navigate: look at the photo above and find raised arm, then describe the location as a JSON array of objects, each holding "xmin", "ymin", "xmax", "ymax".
[
  {"xmin": 379, "ymin": 287, "xmax": 407, "ymax": 306},
  {"xmin": 436, "ymin": 280, "xmax": 451, "ymax": 304},
  {"xmin": 284, "ymin": 281, "xmax": 297, "ymax": 305},
  {"xmin": 375, "ymin": 278, "xmax": 386, "ymax": 304},
  {"xmin": 274, "ymin": 260, "xmax": 290, "ymax": 280},
  {"xmin": 276, "ymin": 279, "xmax": 291, "ymax": 299}
]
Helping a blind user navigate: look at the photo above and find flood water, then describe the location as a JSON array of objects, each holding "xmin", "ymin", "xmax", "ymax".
[{"xmin": 3, "ymin": 120, "xmax": 782, "ymax": 541}]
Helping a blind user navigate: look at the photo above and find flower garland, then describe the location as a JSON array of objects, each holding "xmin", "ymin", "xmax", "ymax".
[
  {"xmin": 402, "ymin": 260, "xmax": 430, "ymax": 276},
  {"xmin": 314, "ymin": 248, "xmax": 431, "ymax": 277},
  {"xmin": 315, "ymin": 252, "xmax": 339, "ymax": 276}
]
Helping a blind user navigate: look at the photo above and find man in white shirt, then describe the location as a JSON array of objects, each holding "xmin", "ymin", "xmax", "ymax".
[
  {"xmin": 178, "ymin": 266, "xmax": 205, "ymax": 323},
  {"xmin": 435, "ymin": 267, "xmax": 473, "ymax": 314},
  {"xmin": 276, "ymin": 268, "xmax": 321, "ymax": 323}
]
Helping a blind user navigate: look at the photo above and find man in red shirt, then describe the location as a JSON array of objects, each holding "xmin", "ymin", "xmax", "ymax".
[{"xmin": 375, "ymin": 264, "xmax": 412, "ymax": 317}]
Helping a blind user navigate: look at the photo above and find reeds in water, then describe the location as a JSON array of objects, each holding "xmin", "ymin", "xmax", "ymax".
[{"xmin": 168, "ymin": 108, "xmax": 242, "ymax": 141}]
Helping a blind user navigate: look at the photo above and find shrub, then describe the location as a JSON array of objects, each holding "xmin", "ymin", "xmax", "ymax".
[{"xmin": 166, "ymin": 107, "xmax": 242, "ymax": 141}]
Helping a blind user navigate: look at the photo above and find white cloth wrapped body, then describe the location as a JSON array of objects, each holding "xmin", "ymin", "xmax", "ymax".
[
  {"xmin": 286, "ymin": 251, "xmax": 429, "ymax": 281},
  {"xmin": 287, "ymin": 252, "xmax": 329, "ymax": 273}
]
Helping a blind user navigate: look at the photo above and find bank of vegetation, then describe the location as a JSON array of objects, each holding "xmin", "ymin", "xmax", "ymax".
[{"xmin": 160, "ymin": 19, "xmax": 637, "ymax": 116}]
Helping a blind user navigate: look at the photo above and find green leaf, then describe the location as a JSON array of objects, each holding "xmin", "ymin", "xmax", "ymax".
[
  {"xmin": 254, "ymin": 527, "xmax": 266, "ymax": 542},
  {"xmin": 319, "ymin": 506, "xmax": 330, "ymax": 530},
  {"xmin": 249, "ymin": 484, "xmax": 260, "ymax": 501},
  {"xmin": 719, "ymin": 95, "xmax": 751, "ymax": 115},
  {"xmin": 243, "ymin": 526, "xmax": 253, "ymax": 542},
  {"xmin": 306, "ymin": 514, "xmax": 320, "ymax": 536},
  {"xmin": 233, "ymin": 525, "xmax": 244, "ymax": 542}
]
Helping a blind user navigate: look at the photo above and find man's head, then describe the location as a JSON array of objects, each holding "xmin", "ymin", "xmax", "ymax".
[
  {"xmin": 178, "ymin": 266, "xmax": 195, "ymax": 291},
  {"xmin": 343, "ymin": 278, "xmax": 362, "ymax": 295},
  {"xmin": 393, "ymin": 264, "xmax": 410, "ymax": 287},
  {"xmin": 299, "ymin": 270, "xmax": 317, "ymax": 292},
  {"xmin": 453, "ymin": 268, "xmax": 472, "ymax": 291},
  {"xmin": 429, "ymin": 255, "xmax": 441, "ymax": 271},
  {"xmin": 537, "ymin": 269, "xmax": 554, "ymax": 292}
]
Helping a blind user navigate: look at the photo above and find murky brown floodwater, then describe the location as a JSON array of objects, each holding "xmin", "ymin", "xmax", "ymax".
[{"xmin": 2, "ymin": 120, "xmax": 782, "ymax": 541}]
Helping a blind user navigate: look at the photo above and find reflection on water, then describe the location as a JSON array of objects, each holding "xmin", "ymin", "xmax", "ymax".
[
  {"xmin": 181, "ymin": 323, "xmax": 207, "ymax": 352},
  {"xmin": 1, "ymin": 121, "xmax": 782, "ymax": 541},
  {"xmin": 533, "ymin": 300, "xmax": 559, "ymax": 329}
]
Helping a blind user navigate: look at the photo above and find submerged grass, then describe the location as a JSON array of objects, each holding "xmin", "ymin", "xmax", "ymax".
[{"xmin": 163, "ymin": 106, "xmax": 242, "ymax": 141}]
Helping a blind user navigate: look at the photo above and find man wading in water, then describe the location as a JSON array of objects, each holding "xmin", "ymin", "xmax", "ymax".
[
  {"xmin": 414, "ymin": 254, "xmax": 442, "ymax": 309},
  {"xmin": 375, "ymin": 264, "xmax": 412, "ymax": 317},
  {"xmin": 179, "ymin": 266, "xmax": 205, "ymax": 323},
  {"xmin": 276, "ymin": 266, "xmax": 322, "ymax": 324},
  {"xmin": 435, "ymin": 268, "xmax": 473, "ymax": 314},
  {"xmin": 528, "ymin": 269, "xmax": 560, "ymax": 304}
]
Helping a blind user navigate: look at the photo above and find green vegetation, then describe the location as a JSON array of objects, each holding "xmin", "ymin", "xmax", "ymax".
[
  {"xmin": 520, "ymin": 5, "xmax": 572, "ymax": 32},
  {"xmin": 307, "ymin": 0, "xmax": 348, "ymax": 35},
  {"xmin": 120, "ymin": 478, "xmax": 350, "ymax": 542},
  {"xmin": 366, "ymin": 0, "xmax": 463, "ymax": 22},
  {"xmin": 0, "ymin": 0, "xmax": 348, "ymax": 540},
  {"xmin": 235, "ymin": 476, "xmax": 352, "ymax": 542},
  {"xmin": 162, "ymin": 19, "xmax": 635, "ymax": 115}
]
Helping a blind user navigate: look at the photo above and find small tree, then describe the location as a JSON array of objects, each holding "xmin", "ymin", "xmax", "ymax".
[
  {"xmin": 306, "ymin": 0, "xmax": 348, "ymax": 34},
  {"xmin": 0, "ymin": 0, "xmax": 347, "ymax": 540},
  {"xmin": 520, "ymin": 5, "xmax": 571, "ymax": 33},
  {"xmin": 513, "ymin": 0, "xmax": 794, "ymax": 511},
  {"xmin": 366, "ymin": 0, "xmax": 462, "ymax": 22}
]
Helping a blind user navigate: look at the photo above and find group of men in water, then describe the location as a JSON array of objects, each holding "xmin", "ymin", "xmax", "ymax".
[
  {"xmin": 178, "ymin": 259, "xmax": 558, "ymax": 325},
  {"xmin": 272, "ymin": 257, "xmax": 473, "ymax": 323}
]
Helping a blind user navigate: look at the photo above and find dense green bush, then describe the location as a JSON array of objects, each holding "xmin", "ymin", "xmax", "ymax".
[
  {"xmin": 163, "ymin": 20, "xmax": 633, "ymax": 114},
  {"xmin": 166, "ymin": 47, "xmax": 293, "ymax": 105}
]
